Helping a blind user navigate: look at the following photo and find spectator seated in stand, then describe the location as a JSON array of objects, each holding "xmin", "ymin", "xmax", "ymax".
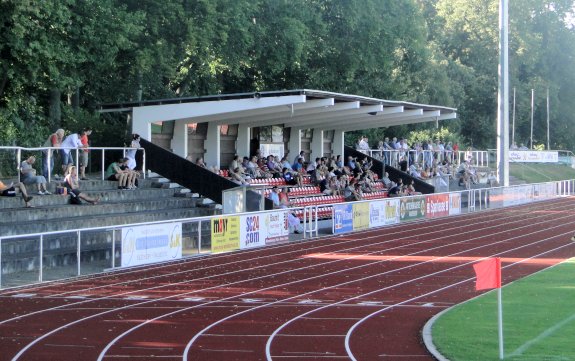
[
  {"xmin": 20, "ymin": 155, "xmax": 51, "ymax": 195},
  {"xmin": 380, "ymin": 172, "xmax": 392, "ymax": 188},
  {"xmin": 64, "ymin": 165, "xmax": 100, "ymax": 205},
  {"xmin": 405, "ymin": 179, "xmax": 421, "ymax": 196},
  {"xmin": 229, "ymin": 167, "xmax": 250, "ymax": 185},
  {"xmin": 0, "ymin": 180, "xmax": 34, "ymax": 207},
  {"xmin": 282, "ymin": 167, "xmax": 303, "ymax": 187},
  {"xmin": 344, "ymin": 179, "xmax": 362, "ymax": 202},
  {"xmin": 106, "ymin": 157, "xmax": 132, "ymax": 190},
  {"xmin": 487, "ymin": 171, "xmax": 499, "ymax": 187}
]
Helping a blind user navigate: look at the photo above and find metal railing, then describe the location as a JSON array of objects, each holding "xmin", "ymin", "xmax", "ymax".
[
  {"xmin": 361, "ymin": 148, "xmax": 489, "ymax": 169},
  {"xmin": 1, "ymin": 179, "xmax": 572, "ymax": 289},
  {"xmin": 0, "ymin": 146, "xmax": 146, "ymax": 182}
]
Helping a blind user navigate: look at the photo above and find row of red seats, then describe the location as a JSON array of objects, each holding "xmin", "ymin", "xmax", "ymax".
[{"xmin": 263, "ymin": 186, "xmax": 321, "ymax": 198}]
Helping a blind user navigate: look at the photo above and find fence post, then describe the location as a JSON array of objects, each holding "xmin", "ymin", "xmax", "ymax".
[
  {"xmin": 198, "ymin": 220, "xmax": 202, "ymax": 254},
  {"xmin": 39, "ymin": 234, "xmax": 43, "ymax": 282},
  {"xmin": 77, "ymin": 231, "xmax": 81, "ymax": 276},
  {"xmin": 112, "ymin": 229, "xmax": 116, "ymax": 269}
]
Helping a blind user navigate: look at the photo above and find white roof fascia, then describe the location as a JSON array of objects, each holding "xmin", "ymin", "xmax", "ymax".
[
  {"xmin": 132, "ymin": 94, "xmax": 306, "ymax": 123},
  {"xmin": 243, "ymin": 101, "xmax": 360, "ymax": 127},
  {"xmin": 287, "ymin": 104, "xmax": 384, "ymax": 128},
  {"xmin": 332, "ymin": 110, "xmax": 441, "ymax": 131},
  {"xmin": 308, "ymin": 106, "xmax": 404, "ymax": 129},
  {"xmin": 319, "ymin": 109, "xmax": 424, "ymax": 130},
  {"xmin": 212, "ymin": 98, "xmax": 335, "ymax": 125}
]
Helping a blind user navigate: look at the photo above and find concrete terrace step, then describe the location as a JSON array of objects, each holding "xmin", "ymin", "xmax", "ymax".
[
  {"xmin": 0, "ymin": 197, "xmax": 200, "ymax": 225},
  {"xmin": 0, "ymin": 187, "xmax": 181, "ymax": 209},
  {"xmin": 1, "ymin": 207, "xmax": 216, "ymax": 237}
]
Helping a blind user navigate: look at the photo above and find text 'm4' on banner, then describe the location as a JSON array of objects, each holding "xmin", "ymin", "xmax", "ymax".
[{"xmin": 473, "ymin": 258, "xmax": 502, "ymax": 291}]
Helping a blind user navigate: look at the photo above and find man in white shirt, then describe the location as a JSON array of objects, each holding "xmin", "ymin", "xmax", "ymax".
[{"xmin": 60, "ymin": 131, "xmax": 84, "ymax": 174}]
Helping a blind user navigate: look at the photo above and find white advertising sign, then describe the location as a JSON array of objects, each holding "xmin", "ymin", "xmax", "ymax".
[
  {"xmin": 239, "ymin": 211, "xmax": 289, "ymax": 249},
  {"xmin": 121, "ymin": 222, "xmax": 182, "ymax": 268},
  {"xmin": 509, "ymin": 151, "xmax": 558, "ymax": 163},
  {"xmin": 369, "ymin": 199, "xmax": 400, "ymax": 228},
  {"xmin": 449, "ymin": 193, "xmax": 462, "ymax": 215}
]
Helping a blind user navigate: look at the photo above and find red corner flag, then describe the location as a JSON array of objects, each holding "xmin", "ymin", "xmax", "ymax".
[{"xmin": 473, "ymin": 258, "xmax": 502, "ymax": 291}]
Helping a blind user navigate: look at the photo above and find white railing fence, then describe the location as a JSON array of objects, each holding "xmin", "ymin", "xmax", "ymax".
[
  {"xmin": 0, "ymin": 146, "xmax": 146, "ymax": 182},
  {"xmin": 1, "ymin": 179, "xmax": 573, "ymax": 289}
]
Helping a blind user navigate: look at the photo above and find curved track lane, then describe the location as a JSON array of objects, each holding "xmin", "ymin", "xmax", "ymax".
[{"xmin": 1, "ymin": 197, "xmax": 574, "ymax": 360}]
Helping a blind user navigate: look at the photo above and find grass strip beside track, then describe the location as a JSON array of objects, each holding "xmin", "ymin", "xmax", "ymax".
[{"xmin": 432, "ymin": 258, "xmax": 575, "ymax": 361}]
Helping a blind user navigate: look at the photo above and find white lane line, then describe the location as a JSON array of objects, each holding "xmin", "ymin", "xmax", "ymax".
[
  {"xmin": 7, "ymin": 199, "xmax": 571, "ymax": 360},
  {"xmin": 265, "ymin": 229, "xmax": 575, "ymax": 361},
  {"xmin": 192, "ymin": 211, "xmax": 575, "ymax": 361},
  {"xmin": 508, "ymin": 312, "xmax": 575, "ymax": 357},
  {"xmin": 344, "ymin": 242, "xmax": 575, "ymax": 361},
  {"xmin": 6, "ymin": 197, "xmax": 555, "ymax": 302},
  {"xmin": 104, "ymin": 205, "xmax": 562, "ymax": 360}
]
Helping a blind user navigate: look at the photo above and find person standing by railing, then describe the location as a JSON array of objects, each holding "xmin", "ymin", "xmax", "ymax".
[
  {"xmin": 60, "ymin": 130, "xmax": 84, "ymax": 175},
  {"xmin": 79, "ymin": 127, "xmax": 92, "ymax": 180},
  {"xmin": 42, "ymin": 129, "xmax": 64, "ymax": 179},
  {"xmin": 125, "ymin": 133, "xmax": 141, "ymax": 170}
]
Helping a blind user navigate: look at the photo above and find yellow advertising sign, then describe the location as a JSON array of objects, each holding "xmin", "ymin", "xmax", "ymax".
[
  {"xmin": 211, "ymin": 216, "xmax": 240, "ymax": 253},
  {"xmin": 352, "ymin": 202, "xmax": 370, "ymax": 231}
]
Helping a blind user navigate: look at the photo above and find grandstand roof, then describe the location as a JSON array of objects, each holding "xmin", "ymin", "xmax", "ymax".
[{"xmin": 98, "ymin": 89, "xmax": 457, "ymax": 131}]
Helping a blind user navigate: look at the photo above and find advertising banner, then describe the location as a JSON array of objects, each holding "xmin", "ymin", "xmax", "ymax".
[
  {"xmin": 533, "ymin": 183, "xmax": 555, "ymax": 200},
  {"xmin": 352, "ymin": 202, "xmax": 370, "ymax": 231},
  {"xmin": 384, "ymin": 198, "xmax": 401, "ymax": 225},
  {"xmin": 369, "ymin": 199, "xmax": 400, "ymax": 228},
  {"xmin": 509, "ymin": 150, "xmax": 558, "ymax": 163},
  {"xmin": 400, "ymin": 196, "xmax": 426, "ymax": 222},
  {"xmin": 121, "ymin": 222, "xmax": 182, "ymax": 268},
  {"xmin": 211, "ymin": 216, "xmax": 240, "ymax": 253},
  {"xmin": 503, "ymin": 185, "xmax": 533, "ymax": 206},
  {"xmin": 333, "ymin": 203, "xmax": 353, "ymax": 234},
  {"xmin": 449, "ymin": 193, "xmax": 462, "ymax": 215},
  {"xmin": 263, "ymin": 210, "xmax": 290, "ymax": 244},
  {"xmin": 426, "ymin": 194, "xmax": 450, "ymax": 219},
  {"xmin": 240, "ymin": 214, "xmax": 266, "ymax": 249},
  {"xmin": 238, "ymin": 211, "xmax": 290, "ymax": 249},
  {"xmin": 489, "ymin": 188, "xmax": 504, "ymax": 208}
]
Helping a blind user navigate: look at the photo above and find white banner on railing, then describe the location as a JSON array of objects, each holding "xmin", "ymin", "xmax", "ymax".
[
  {"xmin": 369, "ymin": 199, "xmax": 400, "ymax": 228},
  {"xmin": 239, "ymin": 210, "xmax": 289, "ymax": 249},
  {"xmin": 121, "ymin": 222, "xmax": 182, "ymax": 267},
  {"xmin": 509, "ymin": 150, "xmax": 558, "ymax": 163}
]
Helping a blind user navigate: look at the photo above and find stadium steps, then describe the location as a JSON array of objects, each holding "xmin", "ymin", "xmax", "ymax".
[{"xmin": 0, "ymin": 176, "xmax": 217, "ymax": 237}]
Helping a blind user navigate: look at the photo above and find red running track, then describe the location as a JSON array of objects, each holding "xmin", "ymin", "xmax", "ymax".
[{"xmin": 1, "ymin": 197, "xmax": 575, "ymax": 361}]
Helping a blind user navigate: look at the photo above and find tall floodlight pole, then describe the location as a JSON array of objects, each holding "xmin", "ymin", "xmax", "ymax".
[
  {"xmin": 512, "ymin": 87, "xmax": 516, "ymax": 147},
  {"xmin": 530, "ymin": 89, "xmax": 534, "ymax": 149},
  {"xmin": 497, "ymin": 0, "xmax": 510, "ymax": 187},
  {"xmin": 547, "ymin": 88, "xmax": 550, "ymax": 150}
]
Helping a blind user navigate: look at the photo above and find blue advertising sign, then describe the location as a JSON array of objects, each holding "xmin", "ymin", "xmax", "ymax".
[{"xmin": 333, "ymin": 204, "xmax": 353, "ymax": 234}]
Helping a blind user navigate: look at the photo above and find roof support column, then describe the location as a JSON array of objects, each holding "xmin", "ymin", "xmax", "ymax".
[
  {"xmin": 130, "ymin": 111, "xmax": 151, "ymax": 141},
  {"xmin": 205, "ymin": 122, "xmax": 221, "ymax": 169},
  {"xmin": 311, "ymin": 129, "xmax": 324, "ymax": 159},
  {"xmin": 332, "ymin": 130, "xmax": 345, "ymax": 160},
  {"xmin": 288, "ymin": 127, "xmax": 301, "ymax": 160},
  {"xmin": 171, "ymin": 120, "xmax": 188, "ymax": 158},
  {"xmin": 237, "ymin": 124, "xmax": 250, "ymax": 159}
]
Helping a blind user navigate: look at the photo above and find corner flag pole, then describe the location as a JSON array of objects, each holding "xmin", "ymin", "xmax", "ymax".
[
  {"xmin": 474, "ymin": 257, "xmax": 504, "ymax": 359},
  {"xmin": 497, "ymin": 260, "xmax": 504, "ymax": 359}
]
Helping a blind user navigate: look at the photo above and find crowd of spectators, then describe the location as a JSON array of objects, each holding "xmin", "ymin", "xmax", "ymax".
[{"xmin": 355, "ymin": 135, "xmax": 485, "ymax": 188}]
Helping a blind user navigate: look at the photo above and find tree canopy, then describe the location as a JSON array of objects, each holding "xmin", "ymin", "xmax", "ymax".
[{"xmin": 1, "ymin": 0, "xmax": 574, "ymax": 151}]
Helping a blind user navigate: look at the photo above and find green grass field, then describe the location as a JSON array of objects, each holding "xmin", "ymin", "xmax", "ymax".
[
  {"xmin": 510, "ymin": 163, "xmax": 575, "ymax": 183},
  {"xmin": 432, "ymin": 258, "xmax": 575, "ymax": 361}
]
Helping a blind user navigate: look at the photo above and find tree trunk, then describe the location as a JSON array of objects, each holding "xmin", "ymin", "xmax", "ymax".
[
  {"xmin": 49, "ymin": 88, "xmax": 62, "ymax": 127},
  {"xmin": 71, "ymin": 86, "xmax": 80, "ymax": 111}
]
